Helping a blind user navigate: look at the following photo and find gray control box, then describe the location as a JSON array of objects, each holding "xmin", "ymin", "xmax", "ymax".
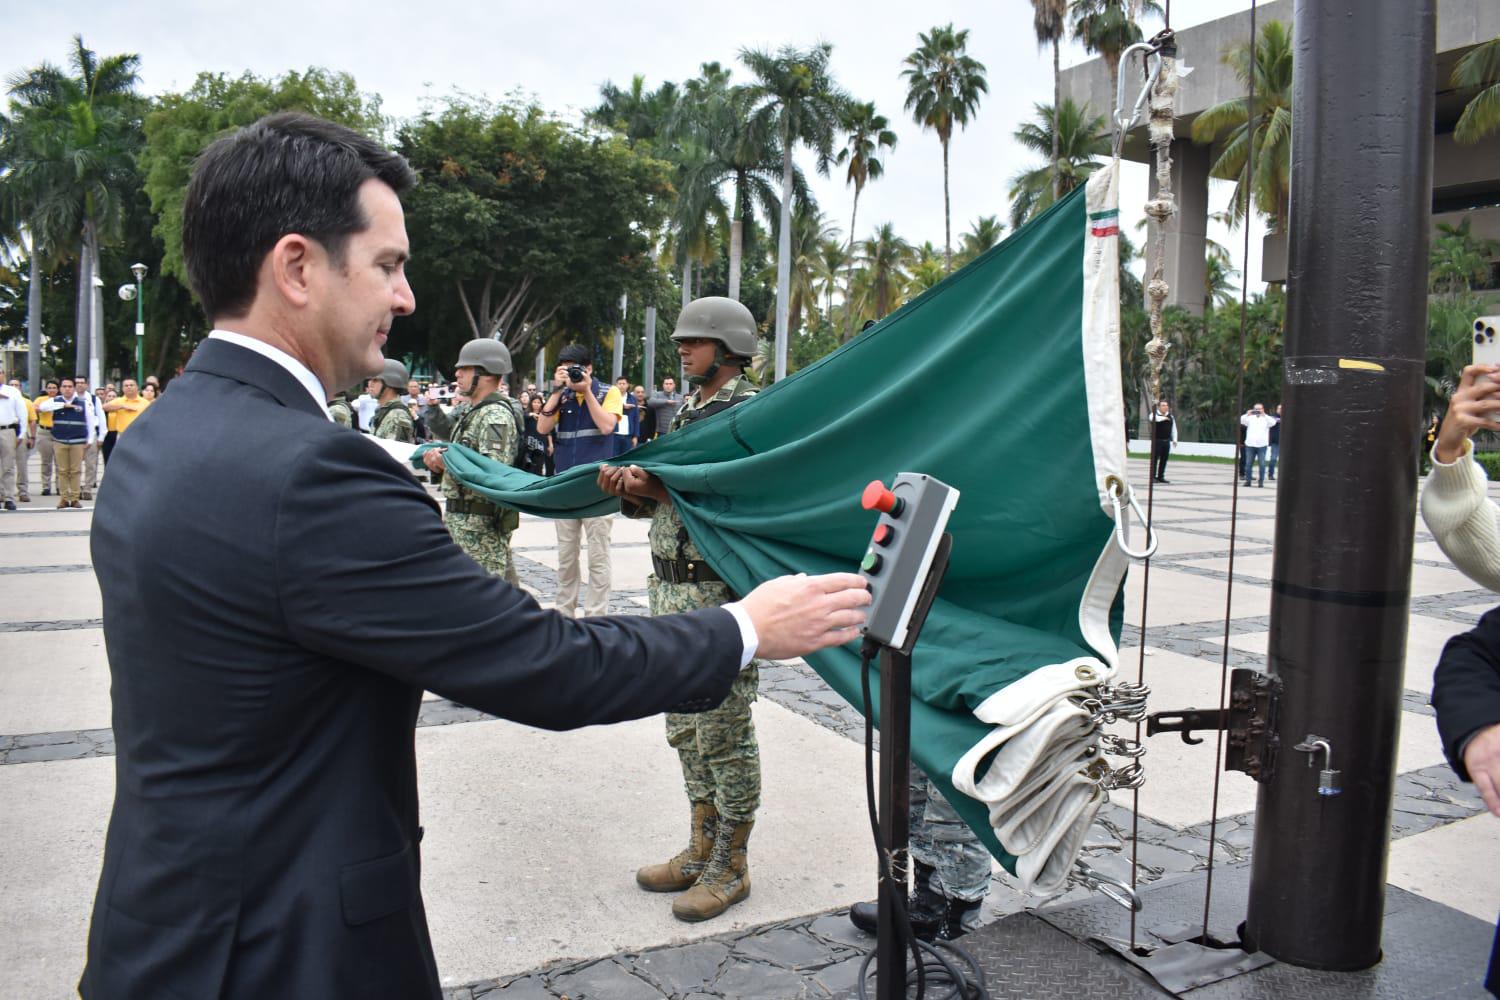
[{"xmin": 857, "ymin": 473, "xmax": 960, "ymax": 650}]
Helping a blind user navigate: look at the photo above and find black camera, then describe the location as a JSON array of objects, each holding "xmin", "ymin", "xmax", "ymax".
[{"xmin": 566, "ymin": 365, "xmax": 586, "ymax": 384}]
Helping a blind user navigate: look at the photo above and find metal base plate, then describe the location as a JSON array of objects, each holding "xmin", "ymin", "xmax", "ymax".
[{"xmin": 838, "ymin": 865, "xmax": 1495, "ymax": 998}]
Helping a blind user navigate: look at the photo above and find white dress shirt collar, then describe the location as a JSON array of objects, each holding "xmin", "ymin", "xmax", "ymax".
[{"xmin": 208, "ymin": 329, "xmax": 332, "ymax": 420}]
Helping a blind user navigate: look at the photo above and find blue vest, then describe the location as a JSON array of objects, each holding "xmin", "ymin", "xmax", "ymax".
[
  {"xmin": 51, "ymin": 396, "xmax": 89, "ymax": 444},
  {"xmin": 553, "ymin": 379, "xmax": 617, "ymax": 472}
]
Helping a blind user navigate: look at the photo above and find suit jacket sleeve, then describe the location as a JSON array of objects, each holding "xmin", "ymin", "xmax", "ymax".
[
  {"xmin": 1432, "ymin": 606, "xmax": 1500, "ymax": 781},
  {"xmin": 275, "ymin": 430, "xmax": 740, "ymax": 727}
]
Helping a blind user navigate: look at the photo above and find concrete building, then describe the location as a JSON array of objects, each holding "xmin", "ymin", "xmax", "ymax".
[{"xmin": 1060, "ymin": 0, "xmax": 1500, "ymax": 313}]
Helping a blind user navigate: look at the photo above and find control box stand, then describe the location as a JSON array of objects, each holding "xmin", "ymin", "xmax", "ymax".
[{"xmin": 875, "ymin": 533, "xmax": 953, "ymax": 1000}]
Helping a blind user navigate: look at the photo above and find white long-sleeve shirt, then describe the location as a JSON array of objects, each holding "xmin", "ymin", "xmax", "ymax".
[
  {"xmin": 1240, "ymin": 412, "xmax": 1279, "ymax": 448},
  {"xmin": 0, "ymin": 383, "xmax": 29, "ymax": 435}
]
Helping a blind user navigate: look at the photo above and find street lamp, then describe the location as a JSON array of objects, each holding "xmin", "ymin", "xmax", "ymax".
[{"xmin": 130, "ymin": 263, "xmax": 147, "ymax": 385}]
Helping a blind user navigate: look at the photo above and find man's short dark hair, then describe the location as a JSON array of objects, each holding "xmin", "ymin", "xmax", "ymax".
[
  {"xmin": 558, "ymin": 344, "xmax": 593, "ymax": 366},
  {"xmin": 183, "ymin": 112, "xmax": 417, "ymax": 320}
]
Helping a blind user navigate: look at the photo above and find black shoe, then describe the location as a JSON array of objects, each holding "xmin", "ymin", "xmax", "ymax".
[
  {"xmin": 936, "ymin": 897, "xmax": 985, "ymax": 941},
  {"xmin": 1157, "ymin": 478, "xmax": 1170, "ymax": 484},
  {"xmin": 41, "ymin": 487, "xmax": 51, "ymax": 496},
  {"xmin": 2, "ymin": 500, "xmax": 15, "ymax": 511},
  {"xmin": 849, "ymin": 861, "xmax": 944, "ymax": 940}
]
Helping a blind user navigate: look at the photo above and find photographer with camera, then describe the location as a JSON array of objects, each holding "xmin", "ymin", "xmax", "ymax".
[{"xmin": 537, "ymin": 344, "xmax": 623, "ymax": 616}]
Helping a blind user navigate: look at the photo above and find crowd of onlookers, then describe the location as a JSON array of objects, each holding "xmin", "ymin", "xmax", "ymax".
[
  {"xmin": 351, "ymin": 372, "xmax": 691, "ymax": 478},
  {"xmin": 0, "ymin": 360, "xmax": 693, "ymax": 512},
  {"xmin": 0, "ymin": 367, "xmax": 161, "ymax": 510}
]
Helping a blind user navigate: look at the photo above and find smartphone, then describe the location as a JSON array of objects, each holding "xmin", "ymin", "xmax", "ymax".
[{"xmin": 1474, "ymin": 316, "xmax": 1500, "ymax": 368}]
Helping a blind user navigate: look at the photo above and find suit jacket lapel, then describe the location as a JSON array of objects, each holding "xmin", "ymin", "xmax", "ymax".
[{"xmin": 185, "ymin": 338, "xmax": 329, "ymax": 420}]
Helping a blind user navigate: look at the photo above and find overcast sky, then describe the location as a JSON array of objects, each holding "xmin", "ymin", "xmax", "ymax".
[{"xmin": 7, "ymin": 0, "xmax": 1266, "ymax": 291}]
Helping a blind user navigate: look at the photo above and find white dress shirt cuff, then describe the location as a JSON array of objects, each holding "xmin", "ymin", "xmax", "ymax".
[{"xmin": 723, "ymin": 602, "xmax": 760, "ymax": 669}]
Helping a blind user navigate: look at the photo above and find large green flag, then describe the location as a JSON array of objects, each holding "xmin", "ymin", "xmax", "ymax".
[{"xmin": 424, "ymin": 164, "xmax": 1139, "ymax": 893}]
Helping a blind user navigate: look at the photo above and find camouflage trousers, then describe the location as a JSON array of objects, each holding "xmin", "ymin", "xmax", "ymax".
[
  {"xmin": 909, "ymin": 760, "xmax": 991, "ymax": 905},
  {"xmin": 444, "ymin": 510, "xmax": 513, "ymax": 578},
  {"xmin": 650, "ymin": 576, "xmax": 762, "ymax": 823}
]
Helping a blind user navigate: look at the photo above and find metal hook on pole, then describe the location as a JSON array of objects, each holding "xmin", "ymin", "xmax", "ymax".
[
  {"xmin": 1112, "ymin": 41, "xmax": 1164, "ymax": 157},
  {"xmin": 1073, "ymin": 859, "xmax": 1145, "ymax": 912},
  {"xmin": 1106, "ymin": 477, "xmax": 1160, "ymax": 560}
]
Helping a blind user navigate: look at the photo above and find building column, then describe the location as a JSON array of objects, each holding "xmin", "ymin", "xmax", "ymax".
[{"xmin": 1146, "ymin": 139, "xmax": 1211, "ymax": 316}]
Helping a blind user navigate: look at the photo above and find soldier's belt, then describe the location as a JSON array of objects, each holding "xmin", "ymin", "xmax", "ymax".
[
  {"xmin": 652, "ymin": 554, "xmax": 724, "ymax": 585},
  {"xmin": 447, "ymin": 497, "xmax": 501, "ymax": 518}
]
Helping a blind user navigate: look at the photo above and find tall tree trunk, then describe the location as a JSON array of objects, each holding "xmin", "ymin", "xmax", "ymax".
[
  {"xmin": 844, "ymin": 185, "xmax": 862, "ymax": 342},
  {"xmin": 942, "ymin": 139, "xmax": 953, "ymax": 274},
  {"xmin": 728, "ymin": 175, "xmax": 745, "ymax": 302},
  {"xmin": 75, "ymin": 236, "xmax": 92, "ymax": 381},
  {"xmin": 682, "ymin": 257, "xmax": 692, "ymax": 310},
  {"xmin": 1052, "ymin": 37, "xmax": 1062, "ymax": 200},
  {"xmin": 774, "ymin": 137, "xmax": 794, "ymax": 382},
  {"xmin": 27, "ymin": 251, "xmax": 42, "ymax": 392},
  {"xmin": 90, "ymin": 230, "xmax": 104, "ymax": 385}
]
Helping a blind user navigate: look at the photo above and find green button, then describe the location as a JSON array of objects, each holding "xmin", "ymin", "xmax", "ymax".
[{"xmin": 861, "ymin": 550, "xmax": 881, "ymax": 573}]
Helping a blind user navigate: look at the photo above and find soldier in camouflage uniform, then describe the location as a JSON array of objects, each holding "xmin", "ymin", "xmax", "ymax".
[
  {"xmin": 328, "ymin": 388, "xmax": 355, "ymax": 429},
  {"xmin": 598, "ymin": 296, "xmax": 762, "ymax": 923},
  {"xmin": 371, "ymin": 359, "xmax": 414, "ymax": 442},
  {"xmin": 421, "ymin": 340, "xmax": 520, "ymax": 578}
]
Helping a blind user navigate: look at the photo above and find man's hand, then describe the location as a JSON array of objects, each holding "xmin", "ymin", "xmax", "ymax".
[
  {"xmin": 596, "ymin": 465, "xmax": 627, "ymax": 497},
  {"xmin": 422, "ymin": 448, "xmax": 447, "ymax": 474},
  {"xmin": 1463, "ymin": 722, "xmax": 1500, "ymax": 817},
  {"xmin": 1435, "ymin": 365, "xmax": 1500, "ymax": 464},
  {"xmin": 553, "ymin": 366, "xmax": 571, "ymax": 390},
  {"xmin": 739, "ymin": 573, "xmax": 871, "ymax": 661}
]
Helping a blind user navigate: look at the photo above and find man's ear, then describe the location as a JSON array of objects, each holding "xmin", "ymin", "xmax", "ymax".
[{"xmin": 267, "ymin": 234, "xmax": 319, "ymax": 309}]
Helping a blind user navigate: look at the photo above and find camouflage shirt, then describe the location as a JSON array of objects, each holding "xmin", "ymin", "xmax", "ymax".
[
  {"xmin": 625, "ymin": 374, "xmax": 757, "ymax": 564},
  {"xmin": 441, "ymin": 392, "xmax": 519, "ymax": 503},
  {"xmin": 372, "ymin": 399, "xmax": 415, "ymax": 443},
  {"xmin": 328, "ymin": 397, "xmax": 354, "ymax": 429}
]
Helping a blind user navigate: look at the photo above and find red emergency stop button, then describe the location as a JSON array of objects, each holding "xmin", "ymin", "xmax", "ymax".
[
  {"xmin": 862, "ymin": 480, "xmax": 904, "ymax": 516},
  {"xmin": 872, "ymin": 523, "xmax": 893, "ymax": 546}
]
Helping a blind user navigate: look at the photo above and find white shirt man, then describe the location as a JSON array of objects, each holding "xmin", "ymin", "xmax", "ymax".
[
  {"xmin": 1241, "ymin": 404, "xmax": 1280, "ymax": 486},
  {"xmin": 0, "ymin": 370, "xmax": 31, "ymax": 510}
]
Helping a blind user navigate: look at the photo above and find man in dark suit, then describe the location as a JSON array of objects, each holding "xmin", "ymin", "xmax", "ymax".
[
  {"xmin": 80, "ymin": 112, "xmax": 869, "ymax": 1000},
  {"xmin": 1433, "ymin": 610, "xmax": 1500, "ymax": 995}
]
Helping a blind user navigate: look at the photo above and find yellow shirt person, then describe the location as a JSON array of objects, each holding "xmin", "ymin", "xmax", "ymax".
[{"xmin": 102, "ymin": 382, "xmax": 152, "ymax": 434}]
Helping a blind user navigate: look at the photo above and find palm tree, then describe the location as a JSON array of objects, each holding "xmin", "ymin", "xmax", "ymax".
[
  {"xmin": 1429, "ymin": 218, "xmax": 1500, "ymax": 297},
  {"xmin": 902, "ymin": 24, "xmax": 988, "ymax": 274},
  {"xmin": 815, "ymin": 236, "xmax": 849, "ymax": 322},
  {"xmin": 667, "ymin": 138, "xmax": 729, "ymax": 308},
  {"xmin": 1190, "ymin": 20, "xmax": 1294, "ymax": 232},
  {"xmin": 1070, "ymin": 0, "xmax": 1164, "ymax": 97},
  {"xmin": 1007, "ymin": 99, "xmax": 1110, "ymax": 228},
  {"xmin": 1452, "ymin": 36, "xmax": 1500, "ymax": 144},
  {"xmin": 907, "ymin": 241, "xmax": 946, "ymax": 295},
  {"xmin": 741, "ymin": 43, "xmax": 850, "ymax": 381},
  {"xmin": 759, "ymin": 207, "xmax": 839, "ymax": 335},
  {"xmin": 1031, "ymin": 0, "xmax": 1070, "ymax": 199},
  {"xmin": 958, "ymin": 215, "xmax": 1005, "ymax": 264},
  {"xmin": 835, "ymin": 101, "xmax": 897, "ymax": 339},
  {"xmin": 4, "ymin": 36, "xmax": 141, "ymax": 380},
  {"xmin": 855, "ymin": 223, "xmax": 914, "ymax": 320},
  {"xmin": 1204, "ymin": 255, "xmax": 1240, "ymax": 312},
  {"xmin": 587, "ymin": 75, "xmax": 680, "ymax": 149}
]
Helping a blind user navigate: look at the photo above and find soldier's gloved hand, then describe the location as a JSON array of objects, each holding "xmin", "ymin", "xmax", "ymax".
[
  {"xmin": 422, "ymin": 448, "xmax": 447, "ymax": 474},
  {"xmin": 738, "ymin": 573, "xmax": 870, "ymax": 661}
]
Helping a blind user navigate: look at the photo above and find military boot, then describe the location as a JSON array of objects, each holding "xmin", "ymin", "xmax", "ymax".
[
  {"xmin": 935, "ymin": 896, "xmax": 984, "ymax": 940},
  {"xmin": 848, "ymin": 860, "xmax": 944, "ymax": 939},
  {"xmin": 671, "ymin": 818, "xmax": 752, "ymax": 922},
  {"xmin": 636, "ymin": 800, "xmax": 717, "ymax": 893}
]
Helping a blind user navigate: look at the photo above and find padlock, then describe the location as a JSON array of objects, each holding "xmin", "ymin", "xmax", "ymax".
[{"xmin": 1317, "ymin": 768, "xmax": 1342, "ymax": 796}]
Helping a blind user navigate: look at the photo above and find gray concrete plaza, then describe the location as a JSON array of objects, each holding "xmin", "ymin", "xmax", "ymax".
[{"xmin": 1, "ymin": 450, "xmax": 1496, "ymax": 998}]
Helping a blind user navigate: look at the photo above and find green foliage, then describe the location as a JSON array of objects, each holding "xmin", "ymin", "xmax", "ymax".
[
  {"xmin": 1425, "ymin": 292, "xmax": 1490, "ymax": 414},
  {"xmin": 1190, "ymin": 20, "xmax": 1294, "ymax": 231},
  {"xmin": 140, "ymin": 68, "xmax": 384, "ymax": 289},
  {"xmin": 1070, "ymin": 0, "xmax": 1163, "ymax": 91},
  {"xmin": 1474, "ymin": 453, "xmax": 1500, "ymax": 482},
  {"xmin": 1452, "ymin": 37, "xmax": 1500, "ymax": 145},
  {"xmin": 396, "ymin": 98, "xmax": 671, "ymax": 371},
  {"xmin": 1430, "ymin": 218, "xmax": 1499, "ymax": 297},
  {"xmin": 1007, "ymin": 99, "xmax": 1109, "ymax": 228}
]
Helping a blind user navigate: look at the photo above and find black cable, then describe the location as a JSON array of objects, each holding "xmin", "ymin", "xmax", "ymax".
[{"xmin": 854, "ymin": 640, "xmax": 990, "ymax": 1000}]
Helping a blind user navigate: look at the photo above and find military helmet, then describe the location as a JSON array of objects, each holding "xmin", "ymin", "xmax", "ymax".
[
  {"xmin": 456, "ymin": 338, "xmax": 513, "ymax": 376},
  {"xmin": 376, "ymin": 358, "xmax": 409, "ymax": 390},
  {"xmin": 671, "ymin": 297, "xmax": 758, "ymax": 361}
]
